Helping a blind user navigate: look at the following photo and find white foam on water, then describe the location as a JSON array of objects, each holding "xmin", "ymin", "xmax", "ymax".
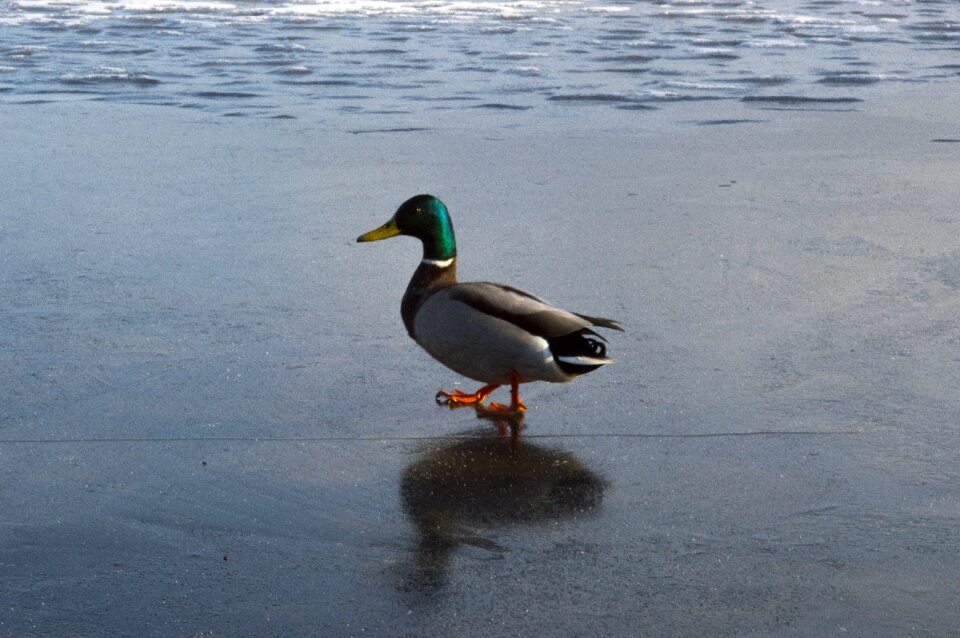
[
  {"xmin": 269, "ymin": 0, "xmax": 571, "ymax": 20},
  {"xmin": 584, "ymin": 5, "xmax": 630, "ymax": 13},
  {"xmin": 662, "ymin": 80, "xmax": 749, "ymax": 92},
  {"xmin": 503, "ymin": 51, "xmax": 549, "ymax": 59},
  {"xmin": 59, "ymin": 66, "xmax": 161, "ymax": 85},
  {"xmin": 87, "ymin": 0, "xmax": 238, "ymax": 13},
  {"xmin": 276, "ymin": 65, "xmax": 311, "ymax": 74},
  {"xmin": 691, "ymin": 47, "xmax": 736, "ymax": 55},
  {"xmin": 771, "ymin": 13, "xmax": 856, "ymax": 27},
  {"xmin": 507, "ymin": 65, "xmax": 542, "ymax": 76},
  {"xmin": 14, "ymin": 0, "xmax": 237, "ymax": 14},
  {"xmin": 741, "ymin": 38, "xmax": 807, "ymax": 49}
]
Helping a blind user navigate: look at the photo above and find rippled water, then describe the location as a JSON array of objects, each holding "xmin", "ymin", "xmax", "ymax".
[{"xmin": 1, "ymin": 0, "xmax": 959, "ymax": 119}]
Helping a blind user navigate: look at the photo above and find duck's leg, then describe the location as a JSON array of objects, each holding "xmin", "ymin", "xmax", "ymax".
[
  {"xmin": 436, "ymin": 384, "xmax": 499, "ymax": 408},
  {"xmin": 481, "ymin": 372, "xmax": 527, "ymax": 414}
]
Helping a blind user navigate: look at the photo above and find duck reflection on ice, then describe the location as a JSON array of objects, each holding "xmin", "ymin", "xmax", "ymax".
[{"xmin": 399, "ymin": 412, "xmax": 607, "ymax": 589}]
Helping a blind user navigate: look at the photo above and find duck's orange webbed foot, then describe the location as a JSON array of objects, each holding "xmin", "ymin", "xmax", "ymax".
[
  {"xmin": 477, "ymin": 400, "xmax": 527, "ymax": 415},
  {"xmin": 435, "ymin": 384, "xmax": 499, "ymax": 409},
  {"xmin": 475, "ymin": 372, "xmax": 526, "ymax": 415}
]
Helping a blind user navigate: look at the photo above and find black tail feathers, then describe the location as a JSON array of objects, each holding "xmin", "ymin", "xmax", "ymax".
[{"xmin": 548, "ymin": 329, "xmax": 612, "ymax": 376}]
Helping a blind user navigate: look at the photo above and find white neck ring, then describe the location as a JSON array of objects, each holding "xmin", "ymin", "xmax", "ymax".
[{"xmin": 421, "ymin": 257, "xmax": 454, "ymax": 268}]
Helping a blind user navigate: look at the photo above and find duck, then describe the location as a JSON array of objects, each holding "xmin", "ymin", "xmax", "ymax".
[{"xmin": 357, "ymin": 194, "xmax": 622, "ymax": 414}]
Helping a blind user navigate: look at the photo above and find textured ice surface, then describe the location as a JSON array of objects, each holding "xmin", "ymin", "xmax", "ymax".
[{"xmin": 1, "ymin": 88, "xmax": 959, "ymax": 635}]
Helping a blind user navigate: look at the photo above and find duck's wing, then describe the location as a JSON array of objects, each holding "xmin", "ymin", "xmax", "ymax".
[
  {"xmin": 413, "ymin": 281, "xmax": 622, "ymax": 382},
  {"xmin": 447, "ymin": 282, "xmax": 623, "ymax": 338}
]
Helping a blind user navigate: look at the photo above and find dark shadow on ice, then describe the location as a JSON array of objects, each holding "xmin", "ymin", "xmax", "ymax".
[{"xmin": 398, "ymin": 413, "xmax": 608, "ymax": 592}]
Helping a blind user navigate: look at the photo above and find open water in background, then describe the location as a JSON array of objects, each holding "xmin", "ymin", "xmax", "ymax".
[{"xmin": 1, "ymin": 0, "xmax": 959, "ymax": 122}]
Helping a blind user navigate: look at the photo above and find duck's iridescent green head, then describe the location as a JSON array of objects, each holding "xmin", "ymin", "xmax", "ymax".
[{"xmin": 357, "ymin": 194, "xmax": 457, "ymax": 261}]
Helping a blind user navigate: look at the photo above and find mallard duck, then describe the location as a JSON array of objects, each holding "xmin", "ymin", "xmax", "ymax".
[{"xmin": 357, "ymin": 194, "xmax": 622, "ymax": 414}]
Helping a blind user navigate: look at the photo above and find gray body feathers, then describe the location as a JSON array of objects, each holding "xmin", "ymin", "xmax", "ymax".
[{"xmin": 409, "ymin": 278, "xmax": 621, "ymax": 385}]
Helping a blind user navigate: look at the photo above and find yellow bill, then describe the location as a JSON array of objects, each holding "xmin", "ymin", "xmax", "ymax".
[{"xmin": 357, "ymin": 218, "xmax": 401, "ymax": 242}]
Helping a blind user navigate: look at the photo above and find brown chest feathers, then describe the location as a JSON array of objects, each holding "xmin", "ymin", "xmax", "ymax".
[{"xmin": 401, "ymin": 258, "xmax": 458, "ymax": 339}]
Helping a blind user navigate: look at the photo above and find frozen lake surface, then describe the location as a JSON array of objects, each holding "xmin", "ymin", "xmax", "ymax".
[{"xmin": 3, "ymin": 94, "xmax": 959, "ymax": 635}]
